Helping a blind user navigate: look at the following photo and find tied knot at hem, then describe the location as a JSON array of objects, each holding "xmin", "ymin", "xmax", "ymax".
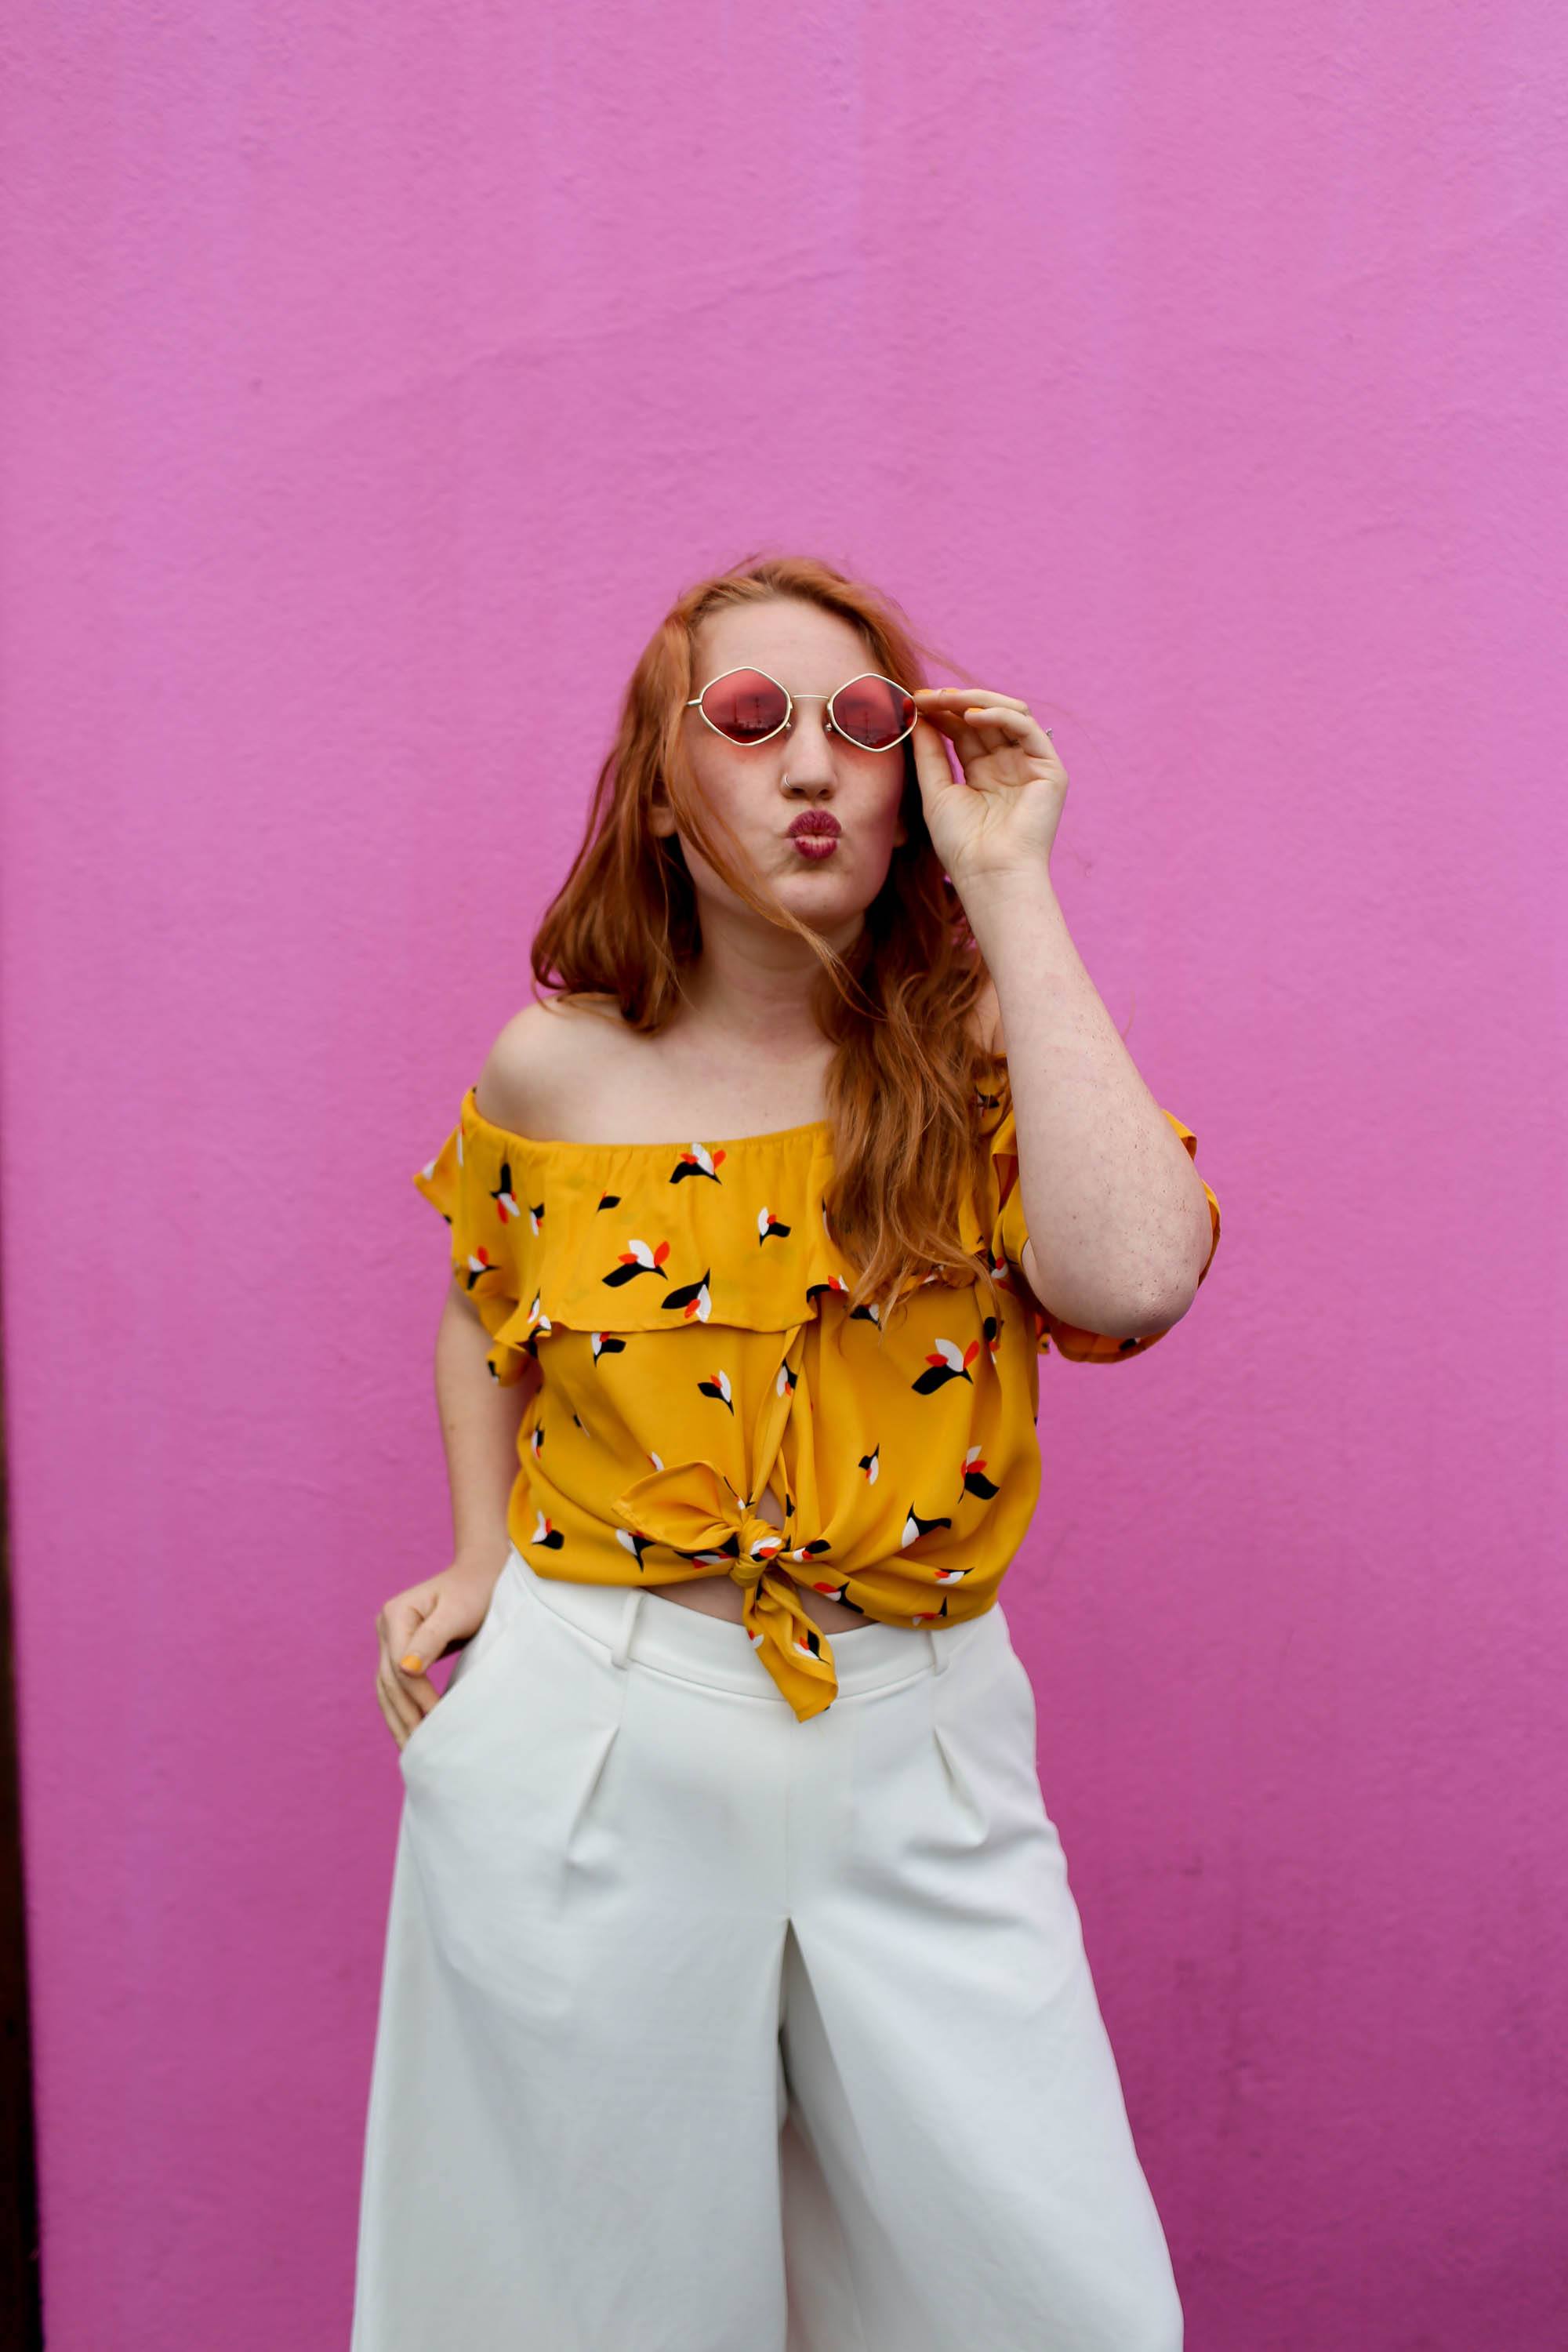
[
  {"xmin": 612, "ymin": 1457, "xmax": 794, "ymax": 1584},
  {"xmin": 609, "ymin": 1456, "xmax": 844, "ymax": 1722},
  {"xmin": 728, "ymin": 1511, "xmax": 787, "ymax": 1590}
]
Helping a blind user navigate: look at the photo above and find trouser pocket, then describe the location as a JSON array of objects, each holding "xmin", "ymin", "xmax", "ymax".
[
  {"xmin": 927, "ymin": 1615, "xmax": 1049, "ymax": 1850},
  {"xmin": 400, "ymin": 1591, "xmax": 632, "ymax": 2003},
  {"xmin": 397, "ymin": 1549, "xmax": 535, "ymax": 1778}
]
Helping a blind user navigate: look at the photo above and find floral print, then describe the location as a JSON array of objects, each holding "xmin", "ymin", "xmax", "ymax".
[{"xmin": 412, "ymin": 1051, "xmax": 1221, "ymax": 1722}]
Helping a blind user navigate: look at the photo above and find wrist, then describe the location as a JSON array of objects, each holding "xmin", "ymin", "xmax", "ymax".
[
  {"xmin": 449, "ymin": 1539, "xmax": 510, "ymax": 1589},
  {"xmin": 956, "ymin": 865, "xmax": 1063, "ymax": 953}
]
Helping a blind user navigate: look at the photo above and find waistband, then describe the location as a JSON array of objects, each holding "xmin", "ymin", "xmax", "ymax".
[{"xmin": 506, "ymin": 1545, "xmax": 1002, "ymax": 1700}]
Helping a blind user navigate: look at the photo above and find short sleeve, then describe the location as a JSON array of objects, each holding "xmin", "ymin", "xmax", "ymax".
[
  {"xmin": 412, "ymin": 1104, "xmax": 535, "ymax": 1386},
  {"xmin": 982, "ymin": 1065, "xmax": 1221, "ymax": 1363}
]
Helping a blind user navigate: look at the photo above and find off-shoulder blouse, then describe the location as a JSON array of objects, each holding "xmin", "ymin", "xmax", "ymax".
[{"xmin": 412, "ymin": 1051, "xmax": 1221, "ymax": 1722}]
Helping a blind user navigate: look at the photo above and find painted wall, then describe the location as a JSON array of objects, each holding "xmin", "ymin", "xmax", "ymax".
[{"xmin": 2, "ymin": 5, "xmax": 1562, "ymax": 2345}]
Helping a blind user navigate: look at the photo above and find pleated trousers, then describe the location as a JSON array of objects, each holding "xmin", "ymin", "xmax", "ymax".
[{"xmin": 350, "ymin": 1545, "xmax": 1183, "ymax": 2352}]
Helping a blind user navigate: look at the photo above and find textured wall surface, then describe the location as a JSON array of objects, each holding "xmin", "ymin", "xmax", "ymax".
[{"xmin": 2, "ymin": 5, "xmax": 1563, "ymax": 2347}]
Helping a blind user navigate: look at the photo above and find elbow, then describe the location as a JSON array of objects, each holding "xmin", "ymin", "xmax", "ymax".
[
  {"xmin": 1019, "ymin": 1238, "xmax": 1192, "ymax": 1341},
  {"xmin": 1134, "ymin": 1224, "xmax": 1210, "ymax": 1335},
  {"xmin": 1126, "ymin": 1285, "xmax": 1196, "ymax": 1343},
  {"xmin": 1093, "ymin": 1283, "xmax": 1196, "ymax": 1343}
]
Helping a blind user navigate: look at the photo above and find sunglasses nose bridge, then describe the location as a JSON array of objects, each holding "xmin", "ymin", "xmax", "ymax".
[
  {"xmin": 740, "ymin": 681, "xmax": 834, "ymax": 751},
  {"xmin": 786, "ymin": 694, "xmax": 837, "ymax": 751}
]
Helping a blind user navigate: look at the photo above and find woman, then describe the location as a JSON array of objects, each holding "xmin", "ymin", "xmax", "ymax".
[{"xmin": 352, "ymin": 554, "xmax": 1221, "ymax": 2352}]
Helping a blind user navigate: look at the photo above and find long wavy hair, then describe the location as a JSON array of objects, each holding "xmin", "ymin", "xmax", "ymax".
[{"xmin": 529, "ymin": 552, "xmax": 1007, "ymax": 1327}]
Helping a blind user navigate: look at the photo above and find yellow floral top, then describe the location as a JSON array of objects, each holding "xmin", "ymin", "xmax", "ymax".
[{"xmin": 412, "ymin": 1051, "xmax": 1221, "ymax": 1723}]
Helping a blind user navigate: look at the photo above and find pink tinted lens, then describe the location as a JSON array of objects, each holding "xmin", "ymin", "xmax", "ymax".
[
  {"xmin": 701, "ymin": 670, "xmax": 790, "ymax": 743},
  {"xmin": 831, "ymin": 674, "xmax": 915, "ymax": 750}
]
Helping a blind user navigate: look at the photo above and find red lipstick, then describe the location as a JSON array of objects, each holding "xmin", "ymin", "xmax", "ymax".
[{"xmin": 787, "ymin": 811, "xmax": 841, "ymax": 859}]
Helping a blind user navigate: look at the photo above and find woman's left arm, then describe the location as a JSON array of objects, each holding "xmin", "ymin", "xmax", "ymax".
[
  {"xmin": 966, "ymin": 870, "xmax": 1214, "ymax": 1340},
  {"xmin": 911, "ymin": 686, "xmax": 1216, "ymax": 1343}
]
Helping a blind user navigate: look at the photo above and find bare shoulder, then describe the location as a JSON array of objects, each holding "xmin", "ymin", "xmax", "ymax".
[{"xmin": 473, "ymin": 993, "xmax": 625, "ymax": 1138}]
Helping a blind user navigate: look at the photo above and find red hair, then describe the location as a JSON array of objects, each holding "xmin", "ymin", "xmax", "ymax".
[{"xmin": 530, "ymin": 550, "xmax": 1005, "ymax": 1327}]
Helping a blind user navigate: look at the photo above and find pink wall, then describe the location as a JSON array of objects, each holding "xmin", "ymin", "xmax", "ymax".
[{"xmin": 2, "ymin": 5, "xmax": 1563, "ymax": 2346}]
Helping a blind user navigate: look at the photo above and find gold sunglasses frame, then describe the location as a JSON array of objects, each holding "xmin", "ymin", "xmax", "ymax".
[{"xmin": 685, "ymin": 666, "xmax": 918, "ymax": 752}]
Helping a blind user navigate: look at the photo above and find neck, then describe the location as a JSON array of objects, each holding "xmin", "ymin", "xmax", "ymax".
[{"xmin": 675, "ymin": 899, "xmax": 865, "ymax": 1059}]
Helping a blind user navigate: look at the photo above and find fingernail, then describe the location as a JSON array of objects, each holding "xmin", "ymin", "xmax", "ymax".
[{"xmin": 401, "ymin": 1653, "xmax": 423, "ymax": 1674}]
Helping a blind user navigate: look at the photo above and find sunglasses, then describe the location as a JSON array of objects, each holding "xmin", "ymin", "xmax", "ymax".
[{"xmin": 686, "ymin": 666, "xmax": 918, "ymax": 752}]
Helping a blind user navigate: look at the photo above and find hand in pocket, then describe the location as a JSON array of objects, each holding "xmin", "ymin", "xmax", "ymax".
[{"xmin": 374, "ymin": 1550, "xmax": 510, "ymax": 1753}]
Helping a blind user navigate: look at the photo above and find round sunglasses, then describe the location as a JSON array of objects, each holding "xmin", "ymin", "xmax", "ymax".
[{"xmin": 686, "ymin": 666, "xmax": 918, "ymax": 753}]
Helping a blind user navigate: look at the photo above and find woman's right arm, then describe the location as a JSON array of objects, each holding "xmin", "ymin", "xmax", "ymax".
[
  {"xmin": 374, "ymin": 1282, "xmax": 540, "ymax": 1751},
  {"xmin": 434, "ymin": 1278, "xmax": 539, "ymax": 1569}
]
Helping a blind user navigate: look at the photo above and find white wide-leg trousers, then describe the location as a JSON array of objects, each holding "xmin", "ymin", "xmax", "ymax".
[{"xmin": 351, "ymin": 1546, "xmax": 1183, "ymax": 2352}]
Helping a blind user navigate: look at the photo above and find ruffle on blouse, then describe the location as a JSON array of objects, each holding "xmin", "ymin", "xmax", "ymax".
[
  {"xmin": 411, "ymin": 1048, "xmax": 1221, "ymax": 1383},
  {"xmin": 411, "ymin": 1112, "xmax": 536, "ymax": 1384},
  {"xmin": 412, "ymin": 1085, "xmax": 972, "ymax": 1387}
]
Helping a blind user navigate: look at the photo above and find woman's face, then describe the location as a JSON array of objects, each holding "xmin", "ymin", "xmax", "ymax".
[{"xmin": 655, "ymin": 598, "xmax": 912, "ymax": 928}]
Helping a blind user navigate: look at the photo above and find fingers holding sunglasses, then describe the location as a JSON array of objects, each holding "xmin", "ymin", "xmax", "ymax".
[
  {"xmin": 961, "ymin": 705, "xmax": 1032, "ymax": 730},
  {"xmin": 913, "ymin": 688, "xmax": 1054, "ymax": 750},
  {"xmin": 916, "ymin": 690, "xmax": 1007, "ymax": 741},
  {"xmin": 914, "ymin": 687, "xmax": 1032, "ymax": 715},
  {"xmin": 913, "ymin": 694, "xmax": 1063, "ymax": 794}
]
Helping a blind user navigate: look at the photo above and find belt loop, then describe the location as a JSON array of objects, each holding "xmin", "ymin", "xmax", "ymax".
[{"xmin": 610, "ymin": 1584, "xmax": 644, "ymax": 1670}]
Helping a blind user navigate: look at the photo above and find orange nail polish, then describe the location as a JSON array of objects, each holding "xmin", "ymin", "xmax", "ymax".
[{"xmin": 401, "ymin": 1653, "xmax": 423, "ymax": 1674}]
